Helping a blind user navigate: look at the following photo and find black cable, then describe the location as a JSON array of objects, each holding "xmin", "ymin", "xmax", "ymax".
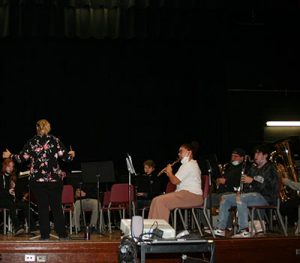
[{"xmin": 119, "ymin": 236, "xmax": 138, "ymax": 263}]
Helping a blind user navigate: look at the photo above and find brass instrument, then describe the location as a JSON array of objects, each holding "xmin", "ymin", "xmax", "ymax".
[
  {"xmin": 271, "ymin": 139, "xmax": 299, "ymax": 202},
  {"xmin": 157, "ymin": 158, "xmax": 181, "ymax": 177}
]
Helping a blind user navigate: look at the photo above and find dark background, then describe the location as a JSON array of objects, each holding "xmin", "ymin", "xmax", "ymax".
[{"xmin": 0, "ymin": 0, "xmax": 300, "ymax": 181}]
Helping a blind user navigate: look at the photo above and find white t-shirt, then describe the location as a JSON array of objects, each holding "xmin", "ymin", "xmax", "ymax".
[{"xmin": 175, "ymin": 159, "xmax": 202, "ymax": 195}]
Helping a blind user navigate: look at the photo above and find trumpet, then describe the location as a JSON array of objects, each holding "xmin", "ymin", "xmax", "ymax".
[{"xmin": 157, "ymin": 158, "xmax": 181, "ymax": 177}]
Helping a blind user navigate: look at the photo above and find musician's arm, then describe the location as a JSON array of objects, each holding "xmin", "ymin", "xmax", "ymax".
[{"xmin": 10, "ymin": 140, "xmax": 32, "ymax": 163}]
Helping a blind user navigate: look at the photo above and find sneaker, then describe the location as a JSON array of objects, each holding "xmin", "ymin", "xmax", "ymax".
[
  {"xmin": 248, "ymin": 220, "xmax": 265, "ymax": 234},
  {"xmin": 14, "ymin": 227, "xmax": 25, "ymax": 236},
  {"xmin": 203, "ymin": 228, "xmax": 215, "ymax": 235},
  {"xmin": 213, "ymin": 228, "xmax": 225, "ymax": 237},
  {"xmin": 232, "ymin": 229, "xmax": 251, "ymax": 238}
]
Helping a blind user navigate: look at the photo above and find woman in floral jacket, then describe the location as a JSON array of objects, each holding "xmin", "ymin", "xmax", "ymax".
[{"xmin": 3, "ymin": 119, "xmax": 75, "ymax": 240}]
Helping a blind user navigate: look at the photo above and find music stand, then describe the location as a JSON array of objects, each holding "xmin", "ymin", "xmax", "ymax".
[
  {"xmin": 80, "ymin": 161, "xmax": 116, "ymax": 235},
  {"xmin": 126, "ymin": 153, "xmax": 136, "ymax": 219},
  {"xmin": 15, "ymin": 172, "xmax": 36, "ymax": 238},
  {"xmin": 205, "ymin": 160, "xmax": 214, "ymax": 227}
]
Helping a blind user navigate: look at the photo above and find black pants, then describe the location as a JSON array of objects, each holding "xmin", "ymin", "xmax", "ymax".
[
  {"xmin": 280, "ymin": 196, "xmax": 300, "ymax": 226},
  {"xmin": 0, "ymin": 196, "xmax": 20, "ymax": 230},
  {"xmin": 30, "ymin": 181, "xmax": 67, "ymax": 238}
]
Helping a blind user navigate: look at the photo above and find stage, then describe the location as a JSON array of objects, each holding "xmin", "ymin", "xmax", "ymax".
[{"xmin": 0, "ymin": 228, "xmax": 299, "ymax": 263}]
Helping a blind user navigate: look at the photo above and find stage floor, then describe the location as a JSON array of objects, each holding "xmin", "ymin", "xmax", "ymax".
[{"xmin": 0, "ymin": 226, "xmax": 299, "ymax": 263}]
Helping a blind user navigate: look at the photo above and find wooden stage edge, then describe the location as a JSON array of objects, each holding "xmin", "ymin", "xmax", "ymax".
[{"xmin": 0, "ymin": 235, "xmax": 300, "ymax": 262}]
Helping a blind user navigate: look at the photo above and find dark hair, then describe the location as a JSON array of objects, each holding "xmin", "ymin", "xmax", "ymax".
[
  {"xmin": 232, "ymin": 147, "xmax": 246, "ymax": 157},
  {"xmin": 253, "ymin": 143, "xmax": 272, "ymax": 157},
  {"xmin": 143, "ymin": 160, "xmax": 155, "ymax": 168},
  {"xmin": 181, "ymin": 141, "xmax": 199, "ymax": 158}
]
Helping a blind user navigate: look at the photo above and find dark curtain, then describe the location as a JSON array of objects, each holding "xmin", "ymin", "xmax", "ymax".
[{"xmin": 0, "ymin": 0, "xmax": 201, "ymax": 38}]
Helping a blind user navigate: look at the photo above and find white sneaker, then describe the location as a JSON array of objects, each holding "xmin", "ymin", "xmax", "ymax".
[
  {"xmin": 213, "ymin": 228, "xmax": 225, "ymax": 237},
  {"xmin": 248, "ymin": 220, "xmax": 265, "ymax": 233},
  {"xmin": 232, "ymin": 229, "xmax": 251, "ymax": 238}
]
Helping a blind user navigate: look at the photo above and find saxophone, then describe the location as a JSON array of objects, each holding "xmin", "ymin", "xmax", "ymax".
[{"xmin": 271, "ymin": 139, "xmax": 299, "ymax": 202}]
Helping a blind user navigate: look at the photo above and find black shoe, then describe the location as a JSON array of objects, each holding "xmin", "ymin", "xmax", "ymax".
[
  {"xmin": 90, "ymin": 226, "xmax": 97, "ymax": 233},
  {"xmin": 40, "ymin": 237, "xmax": 50, "ymax": 241},
  {"xmin": 59, "ymin": 236, "xmax": 70, "ymax": 241},
  {"xmin": 14, "ymin": 227, "xmax": 25, "ymax": 236}
]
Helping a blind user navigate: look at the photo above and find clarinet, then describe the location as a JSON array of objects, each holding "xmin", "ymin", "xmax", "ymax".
[{"xmin": 237, "ymin": 156, "xmax": 248, "ymax": 194}]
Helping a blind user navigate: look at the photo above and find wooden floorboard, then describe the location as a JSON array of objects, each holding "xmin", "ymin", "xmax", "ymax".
[{"xmin": 0, "ymin": 228, "xmax": 299, "ymax": 262}]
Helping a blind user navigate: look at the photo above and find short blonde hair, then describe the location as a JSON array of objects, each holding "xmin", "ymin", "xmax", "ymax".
[{"xmin": 36, "ymin": 119, "xmax": 51, "ymax": 135}]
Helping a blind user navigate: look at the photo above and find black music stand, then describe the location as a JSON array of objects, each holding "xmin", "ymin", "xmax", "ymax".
[
  {"xmin": 15, "ymin": 172, "xmax": 36, "ymax": 238},
  {"xmin": 80, "ymin": 161, "xmax": 116, "ymax": 234}
]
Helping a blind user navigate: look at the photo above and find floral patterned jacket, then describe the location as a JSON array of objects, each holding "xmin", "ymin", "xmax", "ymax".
[{"xmin": 12, "ymin": 134, "xmax": 73, "ymax": 182}]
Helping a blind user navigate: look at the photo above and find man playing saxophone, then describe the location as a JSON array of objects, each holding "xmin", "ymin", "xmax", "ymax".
[
  {"xmin": 213, "ymin": 144, "xmax": 279, "ymax": 238},
  {"xmin": 148, "ymin": 141, "xmax": 203, "ymax": 222}
]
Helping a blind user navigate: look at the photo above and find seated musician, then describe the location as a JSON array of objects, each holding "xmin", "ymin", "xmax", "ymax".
[
  {"xmin": 73, "ymin": 183, "xmax": 98, "ymax": 233},
  {"xmin": 213, "ymin": 148, "xmax": 250, "ymax": 205},
  {"xmin": 213, "ymin": 144, "xmax": 279, "ymax": 238},
  {"xmin": 134, "ymin": 160, "xmax": 165, "ymax": 214},
  {"xmin": 0, "ymin": 158, "xmax": 37, "ymax": 235},
  {"xmin": 148, "ymin": 142, "xmax": 203, "ymax": 222}
]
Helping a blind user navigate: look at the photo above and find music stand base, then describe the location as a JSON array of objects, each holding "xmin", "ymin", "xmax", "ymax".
[{"xmin": 29, "ymin": 233, "xmax": 59, "ymax": 240}]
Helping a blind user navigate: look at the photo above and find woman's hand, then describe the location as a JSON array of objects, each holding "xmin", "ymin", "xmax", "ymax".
[{"xmin": 3, "ymin": 149, "xmax": 11, "ymax": 159}]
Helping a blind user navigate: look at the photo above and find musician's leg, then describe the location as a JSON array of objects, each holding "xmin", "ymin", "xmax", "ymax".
[
  {"xmin": 31, "ymin": 182, "xmax": 51, "ymax": 239},
  {"xmin": 16, "ymin": 199, "xmax": 37, "ymax": 231},
  {"xmin": 148, "ymin": 191, "xmax": 203, "ymax": 222},
  {"xmin": 48, "ymin": 182, "xmax": 67, "ymax": 238},
  {"xmin": 84, "ymin": 199, "xmax": 98, "ymax": 229},
  {"xmin": 0, "ymin": 198, "xmax": 21, "ymax": 232},
  {"xmin": 238, "ymin": 193, "xmax": 268, "ymax": 230},
  {"xmin": 73, "ymin": 200, "xmax": 81, "ymax": 231},
  {"xmin": 216, "ymin": 193, "xmax": 236, "ymax": 230}
]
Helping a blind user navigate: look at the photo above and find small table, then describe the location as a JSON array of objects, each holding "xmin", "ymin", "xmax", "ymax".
[{"xmin": 139, "ymin": 239, "xmax": 215, "ymax": 263}]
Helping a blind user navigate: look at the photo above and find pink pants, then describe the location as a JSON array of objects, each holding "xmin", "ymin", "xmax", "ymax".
[{"xmin": 148, "ymin": 190, "xmax": 203, "ymax": 222}]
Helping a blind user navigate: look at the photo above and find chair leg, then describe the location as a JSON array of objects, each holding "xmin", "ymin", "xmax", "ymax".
[
  {"xmin": 256, "ymin": 209, "xmax": 266, "ymax": 233},
  {"xmin": 250, "ymin": 208, "xmax": 255, "ymax": 237},
  {"xmin": 173, "ymin": 208, "xmax": 178, "ymax": 233},
  {"xmin": 297, "ymin": 205, "xmax": 300, "ymax": 235},
  {"xmin": 191, "ymin": 209, "xmax": 204, "ymax": 237},
  {"xmin": 3, "ymin": 209, "xmax": 7, "ymax": 235},
  {"xmin": 69, "ymin": 213, "xmax": 72, "ymax": 235},
  {"xmin": 202, "ymin": 208, "xmax": 215, "ymax": 238},
  {"xmin": 108, "ymin": 210, "xmax": 112, "ymax": 233},
  {"xmin": 275, "ymin": 207, "xmax": 288, "ymax": 236},
  {"xmin": 178, "ymin": 209, "xmax": 187, "ymax": 230}
]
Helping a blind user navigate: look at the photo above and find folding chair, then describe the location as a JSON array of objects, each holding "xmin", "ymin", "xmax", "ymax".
[
  {"xmin": 173, "ymin": 175, "xmax": 216, "ymax": 238},
  {"xmin": 248, "ymin": 197, "xmax": 288, "ymax": 237},
  {"xmin": 101, "ymin": 183, "xmax": 135, "ymax": 233},
  {"xmin": 61, "ymin": 184, "xmax": 75, "ymax": 235}
]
